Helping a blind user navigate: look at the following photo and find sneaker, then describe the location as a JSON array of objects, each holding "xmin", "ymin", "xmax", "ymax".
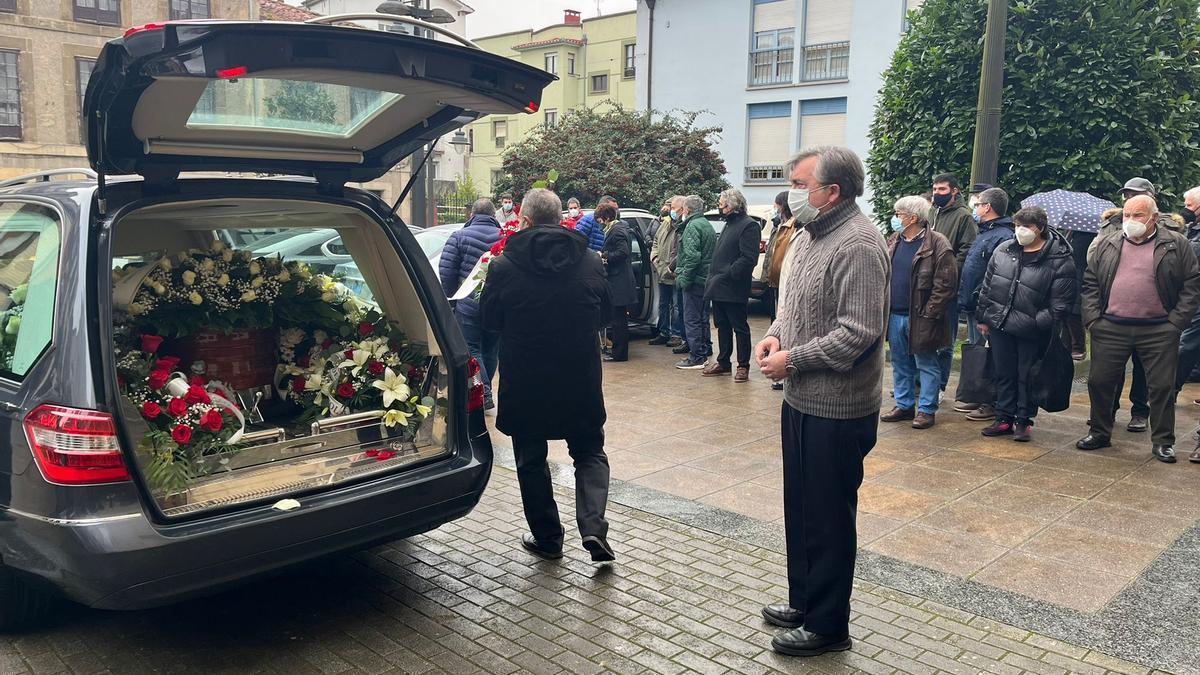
[
  {"xmin": 981, "ymin": 420, "xmax": 1014, "ymax": 437},
  {"xmin": 1071, "ymin": 351, "xmax": 1086, "ymax": 361},
  {"xmin": 666, "ymin": 336, "xmax": 684, "ymax": 348},
  {"xmin": 648, "ymin": 335, "xmax": 669, "ymax": 345},
  {"xmin": 912, "ymin": 412, "xmax": 935, "ymax": 429},
  {"xmin": 880, "ymin": 407, "xmax": 915, "ymax": 423},
  {"xmin": 1013, "ymin": 420, "xmax": 1032, "ymax": 442},
  {"xmin": 938, "ymin": 390, "xmax": 945, "ymax": 405},
  {"xmin": 675, "ymin": 358, "xmax": 707, "ymax": 370},
  {"xmin": 701, "ymin": 363, "xmax": 732, "ymax": 377},
  {"xmin": 965, "ymin": 404, "xmax": 996, "ymax": 421},
  {"xmin": 1127, "ymin": 416, "xmax": 1148, "ymax": 433},
  {"xmin": 953, "ymin": 400, "xmax": 981, "ymax": 413},
  {"xmin": 672, "ymin": 343, "xmax": 691, "ymax": 355},
  {"xmin": 734, "ymin": 366, "xmax": 750, "ymax": 383}
]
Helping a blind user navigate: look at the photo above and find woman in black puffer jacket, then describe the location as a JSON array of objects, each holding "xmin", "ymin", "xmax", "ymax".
[{"xmin": 975, "ymin": 207, "xmax": 1076, "ymax": 441}]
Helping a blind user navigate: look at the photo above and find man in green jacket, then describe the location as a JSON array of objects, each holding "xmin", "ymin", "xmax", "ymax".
[
  {"xmin": 649, "ymin": 195, "xmax": 685, "ymax": 347},
  {"xmin": 675, "ymin": 195, "xmax": 716, "ymax": 369},
  {"xmin": 930, "ymin": 172, "xmax": 979, "ymax": 395}
]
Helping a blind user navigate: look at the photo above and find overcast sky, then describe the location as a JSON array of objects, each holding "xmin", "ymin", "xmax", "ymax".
[{"xmin": 463, "ymin": 0, "xmax": 637, "ymax": 38}]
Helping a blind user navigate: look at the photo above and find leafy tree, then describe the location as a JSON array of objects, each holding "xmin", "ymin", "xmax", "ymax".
[
  {"xmin": 867, "ymin": 0, "xmax": 1200, "ymax": 222},
  {"xmin": 264, "ymin": 81, "xmax": 338, "ymax": 126},
  {"xmin": 495, "ymin": 105, "xmax": 730, "ymax": 210}
]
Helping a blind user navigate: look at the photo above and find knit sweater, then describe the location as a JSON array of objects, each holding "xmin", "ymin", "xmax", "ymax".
[{"xmin": 766, "ymin": 199, "xmax": 889, "ymax": 419}]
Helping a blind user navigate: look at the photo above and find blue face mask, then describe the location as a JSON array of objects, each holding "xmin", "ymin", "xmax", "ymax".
[
  {"xmin": 669, "ymin": 209, "xmax": 679, "ymax": 220},
  {"xmin": 890, "ymin": 215, "xmax": 903, "ymax": 231},
  {"xmin": 971, "ymin": 211, "xmax": 982, "ymax": 223}
]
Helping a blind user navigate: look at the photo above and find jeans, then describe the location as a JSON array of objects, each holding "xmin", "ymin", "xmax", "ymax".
[
  {"xmin": 936, "ymin": 299, "xmax": 960, "ymax": 390},
  {"xmin": 682, "ymin": 285, "xmax": 712, "ymax": 362},
  {"xmin": 712, "ymin": 299, "xmax": 752, "ymax": 368},
  {"xmin": 1087, "ymin": 319, "xmax": 1180, "ymax": 445},
  {"xmin": 655, "ymin": 282, "xmax": 683, "ymax": 338},
  {"xmin": 456, "ymin": 310, "xmax": 499, "ymax": 401},
  {"xmin": 513, "ymin": 430, "xmax": 610, "ymax": 546},
  {"xmin": 888, "ymin": 313, "xmax": 942, "ymax": 414},
  {"xmin": 989, "ymin": 328, "xmax": 1043, "ymax": 422},
  {"xmin": 676, "ymin": 286, "xmax": 687, "ymax": 344}
]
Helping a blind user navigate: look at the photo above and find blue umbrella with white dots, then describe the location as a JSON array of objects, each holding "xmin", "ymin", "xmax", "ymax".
[{"xmin": 1020, "ymin": 189, "xmax": 1116, "ymax": 233}]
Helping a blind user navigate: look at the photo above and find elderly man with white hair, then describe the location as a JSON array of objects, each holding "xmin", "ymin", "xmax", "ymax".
[
  {"xmin": 701, "ymin": 188, "xmax": 761, "ymax": 381},
  {"xmin": 1079, "ymin": 193, "xmax": 1200, "ymax": 464}
]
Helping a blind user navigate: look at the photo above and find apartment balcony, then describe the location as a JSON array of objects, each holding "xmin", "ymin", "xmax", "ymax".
[
  {"xmin": 745, "ymin": 165, "xmax": 787, "ymax": 184},
  {"xmin": 802, "ymin": 41, "xmax": 850, "ymax": 82},
  {"xmin": 749, "ymin": 47, "xmax": 794, "ymax": 87}
]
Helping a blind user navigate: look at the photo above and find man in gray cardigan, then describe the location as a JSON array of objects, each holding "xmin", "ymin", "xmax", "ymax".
[{"xmin": 755, "ymin": 146, "xmax": 889, "ymax": 658}]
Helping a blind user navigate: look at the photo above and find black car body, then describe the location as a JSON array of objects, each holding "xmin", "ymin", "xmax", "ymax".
[{"xmin": 0, "ymin": 18, "xmax": 551, "ymax": 626}]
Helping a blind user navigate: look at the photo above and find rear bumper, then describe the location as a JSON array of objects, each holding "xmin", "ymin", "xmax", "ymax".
[{"xmin": 0, "ymin": 427, "xmax": 492, "ymax": 610}]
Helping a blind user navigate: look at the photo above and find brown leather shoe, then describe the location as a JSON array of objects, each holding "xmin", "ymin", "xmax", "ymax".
[
  {"xmin": 734, "ymin": 366, "xmax": 749, "ymax": 382},
  {"xmin": 881, "ymin": 407, "xmax": 915, "ymax": 422},
  {"xmin": 701, "ymin": 363, "xmax": 732, "ymax": 377},
  {"xmin": 912, "ymin": 412, "xmax": 935, "ymax": 429}
]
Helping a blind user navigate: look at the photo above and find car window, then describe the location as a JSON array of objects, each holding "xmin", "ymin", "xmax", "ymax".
[
  {"xmin": 326, "ymin": 237, "xmax": 349, "ymax": 256},
  {"xmin": 414, "ymin": 230, "xmax": 454, "ymax": 258},
  {"xmin": 0, "ymin": 202, "xmax": 61, "ymax": 380}
]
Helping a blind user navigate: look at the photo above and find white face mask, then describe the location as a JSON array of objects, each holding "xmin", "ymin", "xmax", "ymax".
[
  {"xmin": 1123, "ymin": 218, "xmax": 1148, "ymax": 239},
  {"xmin": 1014, "ymin": 226, "xmax": 1037, "ymax": 246},
  {"xmin": 788, "ymin": 186, "xmax": 829, "ymax": 224},
  {"xmin": 568, "ymin": 208, "xmax": 579, "ymax": 217}
]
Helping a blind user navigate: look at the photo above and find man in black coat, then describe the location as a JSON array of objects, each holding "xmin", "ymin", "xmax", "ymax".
[
  {"xmin": 703, "ymin": 189, "xmax": 761, "ymax": 382},
  {"xmin": 599, "ymin": 203, "xmax": 637, "ymax": 362},
  {"xmin": 480, "ymin": 188, "xmax": 616, "ymax": 562}
]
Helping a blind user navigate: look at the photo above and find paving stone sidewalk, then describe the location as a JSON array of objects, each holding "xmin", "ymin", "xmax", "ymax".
[{"xmin": 0, "ymin": 464, "xmax": 1159, "ymax": 675}]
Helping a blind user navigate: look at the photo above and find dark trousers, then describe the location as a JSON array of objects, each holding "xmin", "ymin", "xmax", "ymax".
[
  {"xmin": 609, "ymin": 303, "xmax": 631, "ymax": 361},
  {"xmin": 1087, "ymin": 320, "xmax": 1180, "ymax": 445},
  {"xmin": 936, "ymin": 299, "xmax": 959, "ymax": 390},
  {"xmin": 656, "ymin": 282, "xmax": 683, "ymax": 338},
  {"xmin": 682, "ymin": 285, "xmax": 712, "ymax": 361},
  {"xmin": 989, "ymin": 328, "xmax": 1043, "ymax": 422},
  {"xmin": 457, "ymin": 310, "xmax": 500, "ymax": 401},
  {"xmin": 780, "ymin": 403, "xmax": 876, "ymax": 636},
  {"xmin": 1112, "ymin": 352, "xmax": 1151, "ymax": 418},
  {"xmin": 676, "ymin": 286, "xmax": 687, "ymax": 345},
  {"xmin": 1061, "ymin": 313, "xmax": 1086, "ymax": 355},
  {"xmin": 512, "ymin": 431, "xmax": 610, "ymax": 547},
  {"xmin": 1175, "ymin": 307, "xmax": 1200, "ymax": 392},
  {"xmin": 711, "ymin": 299, "xmax": 752, "ymax": 368}
]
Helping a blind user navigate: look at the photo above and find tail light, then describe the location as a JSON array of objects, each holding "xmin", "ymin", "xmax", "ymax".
[
  {"xmin": 466, "ymin": 358, "xmax": 486, "ymax": 412},
  {"xmin": 23, "ymin": 404, "xmax": 130, "ymax": 485},
  {"xmin": 124, "ymin": 23, "xmax": 168, "ymax": 38}
]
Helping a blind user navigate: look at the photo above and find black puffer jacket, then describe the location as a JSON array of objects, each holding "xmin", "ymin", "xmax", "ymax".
[{"xmin": 975, "ymin": 230, "xmax": 1077, "ymax": 339}]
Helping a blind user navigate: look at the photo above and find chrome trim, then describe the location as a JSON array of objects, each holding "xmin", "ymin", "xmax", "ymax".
[{"xmin": 2, "ymin": 508, "xmax": 142, "ymax": 527}]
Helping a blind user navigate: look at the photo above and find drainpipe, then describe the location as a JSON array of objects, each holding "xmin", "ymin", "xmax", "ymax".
[{"xmin": 645, "ymin": 0, "xmax": 655, "ymax": 112}]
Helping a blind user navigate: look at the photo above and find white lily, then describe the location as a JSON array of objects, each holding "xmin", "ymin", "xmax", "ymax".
[
  {"xmin": 340, "ymin": 349, "xmax": 371, "ymax": 376},
  {"xmin": 371, "ymin": 368, "xmax": 411, "ymax": 408},
  {"xmin": 382, "ymin": 409, "xmax": 410, "ymax": 428},
  {"xmin": 414, "ymin": 401, "xmax": 432, "ymax": 418}
]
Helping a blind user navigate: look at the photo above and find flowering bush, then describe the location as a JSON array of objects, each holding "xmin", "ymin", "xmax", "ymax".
[{"xmin": 115, "ymin": 331, "xmax": 243, "ymax": 494}]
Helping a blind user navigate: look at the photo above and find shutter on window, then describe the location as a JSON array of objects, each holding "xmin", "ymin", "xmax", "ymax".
[
  {"xmin": 800, "ymin": 113, "xmax": 846, "ymax": 148},
  {"xmin": 804, "ymin": 0, "xmax": 852, "ymax": 44},
  {"xmin": 753, "ymin": 0, "xmax": 794, "ymax": 33},
  {"xmin": 747, "ymin": 117, "xmax": 791, "ymax": 166}
]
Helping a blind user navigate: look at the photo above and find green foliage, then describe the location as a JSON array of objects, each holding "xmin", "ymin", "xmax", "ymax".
[
  {"xmin": 265, "ymin": 81, "xmax": 338, "ymax": 126},
  {"xmin": 867, "ymin": 0, "xmax": 1200, "ymax": 221},
  {"xmin": 495, "ymin": 105, "xmax": 730, "ymax": 210}
]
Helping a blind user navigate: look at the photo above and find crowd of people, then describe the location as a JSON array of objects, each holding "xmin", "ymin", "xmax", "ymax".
[{"xmin": 434, "ymin": 144, "xmax": 1200, "ymax": 659}]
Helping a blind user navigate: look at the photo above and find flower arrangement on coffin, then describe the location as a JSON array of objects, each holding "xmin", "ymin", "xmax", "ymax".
[
  {"xmin": 0, "ymin": 282, "xmax": 27, "ymax": 373},
  {"xmin": 115, "ymin": 332, "xmax": 244, "ymax": 495},
  {"xmin": 277, "ymin": 311, "xmax": 434, "ymax": 434}
]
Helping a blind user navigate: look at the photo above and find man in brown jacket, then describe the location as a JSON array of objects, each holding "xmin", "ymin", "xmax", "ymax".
[{"xmin": 881, "ymin": 196, "xmax": 958, "ymax": 429}]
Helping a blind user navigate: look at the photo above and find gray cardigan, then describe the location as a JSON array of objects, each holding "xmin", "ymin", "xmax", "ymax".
[{"xmin": 766, "ymin": 199, "xmax": 889, "ymax": 419}]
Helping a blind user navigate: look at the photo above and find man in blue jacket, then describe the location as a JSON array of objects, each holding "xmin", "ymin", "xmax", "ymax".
[
  {"xmin": 440, "ymin": 198, "xmax": 502, "ymax": 409},
  {"xmin": 953, "ymin": 187, "xmax": 1013, "ymax": 419},
  {"xmin": 574, "ymin": 195, "xmax": 616, "ymax": 252}
]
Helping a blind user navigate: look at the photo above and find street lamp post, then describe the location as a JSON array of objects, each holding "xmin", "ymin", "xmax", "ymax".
[{"xmin": 969, "ymin": 0, "xmax": 1008, "ymax": 188}]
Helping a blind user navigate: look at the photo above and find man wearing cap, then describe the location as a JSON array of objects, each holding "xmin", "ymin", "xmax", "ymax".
[{"xmin": 1087, "ymin": 178, "xmax": 1179, "ymax": 433}]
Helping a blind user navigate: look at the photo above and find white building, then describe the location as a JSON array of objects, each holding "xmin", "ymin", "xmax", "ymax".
[
  {"xmin": 635, "ymin": 0, "xmax": 923, "ymax": 209},
  {"xmin": 302, "ymin": 0, "xmax": 476, "ymax": 190}
]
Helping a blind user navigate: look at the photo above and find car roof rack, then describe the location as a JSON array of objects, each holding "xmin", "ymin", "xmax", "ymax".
[
  {"xmin": 0, "ymin": 168, "xmax": 98, "ymax": 189},
  {"xmin": 303, "ymin": 13, "xmax": 481, "ymax": 50}
]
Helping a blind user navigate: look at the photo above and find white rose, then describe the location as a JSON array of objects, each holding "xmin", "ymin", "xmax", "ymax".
[
  {"xmin": 128, "ymin": 302, "xmax": 145, "ymax": 316},
  {"xmin": 189, "ymin": 291, "xmax": 203, "ymax": 306},
  {"xmin": 217, "ymin": 274, "xmax": 230, "ymax": 287},
  {"xmin": 211, "ymin": 240, "xmax": 226, "ymax": 252},
  {"xmin": 240, "ymin": 250, "xmax": 252, "ymax": 262},
  {"xmin": 321, "ymin": 291, "xmax": 336, "ymax": 303},
  {"xmin": 241, "ymin": 290, "xmax": 257, "ymax": 302},
  {"xmin": 153, "ymin": 283, "xmax": 166, "ymax": 295},
  {"xmin": 251, "ymin": 276, "xmax": 264, "ymax": 289},
  {"xmin": 222, "ymin": 250, "xmax": 233, "ymax": 263},
  {"xmin": 158, "ymin": 258, "xmax": 172, "ymax": 271},
  {"xmin": 249, "ymin": 261, "xmax": 261, "ymax": 275},
  {"xmin": 200, "ymin": 258, "xmax": 215, "ymax": 273},
  {"xmin": 276, "ymin": 270, "xmax": 291, "ymax": 282},
  {"xmin": 182, "ymin": 270, "xmax": 197, "ymax": 285},
  {"xmin": 313, "ymin": 329, "xmax": 328, "ymax": 344}
]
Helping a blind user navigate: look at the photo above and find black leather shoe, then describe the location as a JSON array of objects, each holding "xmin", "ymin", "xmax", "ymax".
[
  {"xmin": 672, "ymin": 343, "xmax": 691, "ymax": 354},
  {"xmin": 1075, "ymin": 434, "xmax": 1111, "ymax": 451},
  {"xmin": 761, "ymin": 603, "xmax": 803, "ymax": 628},
  {"xmin": 581, "ymin": 535, "xmax": 616, "ymax": 562},
  {"xmin": 521, "ymin": 533, "xmax": 563, "ymax": 560},
  {"xmin": 1152, "ymin": 444, "xmax": 1177, "ymax": 464},
  {"xmin": 771, "ymin": 627, "xmax": 852, "ymax": 657}
]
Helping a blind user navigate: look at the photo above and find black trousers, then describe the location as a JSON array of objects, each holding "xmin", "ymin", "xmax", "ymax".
[
  {"xmin": 989, "ymin": 328, "xmax": 1044, "ymax": 423},
  {"xmin": 512, "ymin": 431, "xmax": 610, "ymax": 547},
  {"xmin": 1112, "ymin": 351, "xmax": 1151, "ymax": 418},
  {"xmin": 712, "ymin": 299, "xmax": 752, "ymax": 368},
  {"xmin": 609, "ymin": 303, "xmax": 631, "ymax": 361},
  {"xmin": 1061, "ymin": 313, "xmax": 1085, "ymax": 355},
  {"xmin": 780, "ymin": 404, "xmax": 876, "ymax": 636},
  {"xmin": 1087, "ymin": 319, "xmax": 1180, "ymax": 445}
]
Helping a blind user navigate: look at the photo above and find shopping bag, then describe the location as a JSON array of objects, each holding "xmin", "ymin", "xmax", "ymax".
[
  {"xmin": 955, "ymin": 342, "xmax": 995, "ymax": 404},
  {"xmin": 1030, "ymin": 329, "xmax": 1073, "ymax": 413}
]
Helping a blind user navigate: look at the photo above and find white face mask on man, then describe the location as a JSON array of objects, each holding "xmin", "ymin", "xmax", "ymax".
[
  {"xmin": 1014, "ymin": 226, "xmax": 1037, "ymax": 246},
  {"xmin": 568, "ymin": 208, "xmax": 580, "ymax": 217},
  {"xmin": 788, "ymin": 185, "xmax": 831, "ymax": 224},
  {"xmin": 1123, "ymin": 218, "xmax": 1148, "ymax": 239}
]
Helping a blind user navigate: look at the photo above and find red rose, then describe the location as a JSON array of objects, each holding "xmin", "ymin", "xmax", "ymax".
[
  {"xmin": 297, "ymin": 355, "xmax": 311, "ymax": 368},
  {"xmin": 409, "ymin": 368, "xmax": 425, "ymax": 383},
  {"xmin": 148, "ymin": 369, "xmax": 170, "ymax": 391},
  {"xmin": 344, "ymin": 350, "xmax": 355, "ymax": 360},
  {"xmin": 189, "ymin": 375, "xmax": 205, "ymax": 387},
  {"xmin": 155, "ymin": 356, "xmax": 181, "ymax": 372},
  {"xmin": 167, "ymin": 397, "xmax": 188, "ymax": 417},
  {"xmin": 364, "ymin": 449, "xmax": 380, "ymax": 457},
  {"xmin": 375, "ymin": 450, "xmax": 396, "ymax": 461},
  {"xmin": 184, "ymin": 384, "xmax": 211, "ymax": 406},
  {"xmin": 171, "ymin": 424, "xmax": 193, "ymax": 445},
  {"xmin": 368, "ymin": 361, "xmax": 385, "ymax": 376},
  {"xmin": 200, "ymin": 409, "xmax": 224, "ymax": 432},
  {"xmin": 140, "ymin": 334, "xmax": 164, "ymax": 354},
  {"xmin": 141, "ymin": 401, "xmax": 161, "ymax": 419},
  {"xmin": 489, "ymin": 238, "xmax": 506, "ymax": 256},
  {"xmin": 358, "ymin": 321, "xmax": 374, "ymax": 337},
  {"xmin": 322, "ymin": 339, "xmax": 334, "ymax": 349},
  {"xmin": 337, "ymin": 382, "xmax": 355, "ymax": 398},
  {"xmin": 291, "ymin": 376, "xmax": 306, "ymax": 393}
]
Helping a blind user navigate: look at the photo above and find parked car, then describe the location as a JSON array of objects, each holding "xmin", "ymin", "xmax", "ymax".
[
  {"xmin": 337, "ymin": 223, "xmax": 465, "ymax": 302},
  {"xmin": 249, "ymin": 227, "xmax": 350, "ymax": 274},
  {"xmin": 568, "ymin": 208, "xmax": 661, "ymax": 329},
  {"xmin": 0, "ymin": 18, "xmax": 551, "ymax": 628}
]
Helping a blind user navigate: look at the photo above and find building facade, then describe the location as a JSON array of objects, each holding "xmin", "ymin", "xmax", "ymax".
[
  {"xmin": 635, "ymin": 0, "xmax": 923, "ymax": 208},
  {"xmin": 468, "ymin": 9, "xmax": 637, "ymax": 198}
]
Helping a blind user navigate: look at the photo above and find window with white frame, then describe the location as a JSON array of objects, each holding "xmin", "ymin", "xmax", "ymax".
[
  {"xmin": 567, "ymin": 52, "xmax": 576, "ymax": 76},
  {"xmin": 798, "ymin": 98, "xmax": 847, "ymax": 149},
  {"xmin": 745, "ymin": 102, "xmax": 791, "ymax": 184},
  {"xmin": 0, "ymin": 51, "xmax": 20, "ymax": 140},
  {"xmin": 802, "ymin": 0, "xmax": 852, "ymax": 81},
  {"xmin": 492, "ymin": 119, "xmax": 507, "ymax": 148},
  {"xmin": 544, "ymin": 109, "xmax": 558, "ymax": 127},
  {"xmin": 544, "ymin": 52, "xmax": 558, "ymax": 75},
  {"xmin": 623, "ymin": 43, "xmax": 636, "ymax": 78},
  {"xmin": 749, "ymin": 0, "xmax": 794, "ymax": 86}
]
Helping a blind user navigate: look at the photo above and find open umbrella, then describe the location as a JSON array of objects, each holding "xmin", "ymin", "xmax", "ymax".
[{"xmin": 1020, "ymin": 189, "xmax": 1116, "ymax": 233}]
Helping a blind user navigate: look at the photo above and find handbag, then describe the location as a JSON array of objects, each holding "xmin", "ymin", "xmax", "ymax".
[
  {"xmin": 955, "ymin": 341, "xmax": 995, "ymax": 404},
  {"xmin": 1029, "ymin": 325, "xmax": 1074, "ymax": 413}
]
